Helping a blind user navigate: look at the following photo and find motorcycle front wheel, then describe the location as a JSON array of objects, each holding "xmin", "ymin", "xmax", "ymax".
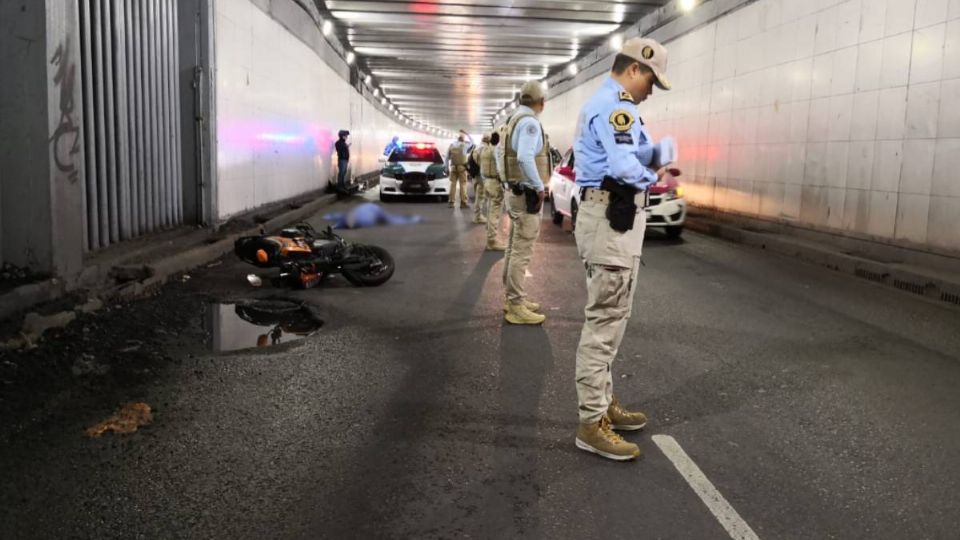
[{"xmin": 342, "ymin": 245, "xmax": 395, "ymax": 287}]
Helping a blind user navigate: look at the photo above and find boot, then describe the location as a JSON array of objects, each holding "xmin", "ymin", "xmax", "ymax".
[
  {"xmin": 485, "ymin": 241, "xmax": 507, "ymax": 252},
  {"xmin": 504, "ymin": 303, "xmax": 546, "ymax": 325},
  {"xmin": 473, "ymin": 216, "xmax": 488, "ymax": 224},
  {"xmin": 503, "ymin": 300, "xmax": 541, "ymax": 313},
  {"xmin": 607, "ymin": 396, "xmax": 648, "ymax": 431},
  {"xmin": 575, "ymin": 416, "xmax": 641, "ymax": 461}
]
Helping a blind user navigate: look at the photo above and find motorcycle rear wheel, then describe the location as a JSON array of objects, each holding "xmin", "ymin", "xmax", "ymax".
[{"xmin": 342, "ymin": 245, "xmax": 395, "ymax": 287}]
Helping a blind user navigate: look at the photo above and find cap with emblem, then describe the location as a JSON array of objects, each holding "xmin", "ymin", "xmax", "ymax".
[
  {"xmin": 621, "ymin": 37, "xmax": 671, "ymax": 91},
  {"xmin": 519, "ymin": 80, "xmax": 547, "ymax": 101}
]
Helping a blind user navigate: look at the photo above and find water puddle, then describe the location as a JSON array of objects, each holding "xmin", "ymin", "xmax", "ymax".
[{"xmin": 206, "ymin": 299, "xmax": 323, "ymax": 352}]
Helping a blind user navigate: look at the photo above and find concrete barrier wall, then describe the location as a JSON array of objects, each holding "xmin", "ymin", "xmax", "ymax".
[
  {"xmin": 540, "ymin": 0, "xmax": 960, "ymax": 254},
  {"xmin": 213, "ymin": 0, "xmax": 432, "ymax": 220}
]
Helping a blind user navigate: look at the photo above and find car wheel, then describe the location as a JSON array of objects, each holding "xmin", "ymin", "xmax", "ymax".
[
  {"xmin": 439, "ymin": 195, "xmax": 450, "ymax": 203},
  {"xmin": 379, "ymin": 191, "xmax": 392, "ymax": 203},
  {"xmin": 570, "ymin": 199, "xmax": 579, "ymax": 231},
  {"xmin": 550, "ymin": 196, "xmax": 563, "ymax": 226},
  {"xmin": 665, "ymin": 225, "xmax": 684, "ymax": 239}
]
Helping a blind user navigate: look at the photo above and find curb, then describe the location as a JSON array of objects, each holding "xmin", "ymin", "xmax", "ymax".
[
  {"xmin": 0, "ymin": 279, "xmax": 67, "ymax": 322},
  {"xmin": 685, "ymin": 217, "xmax": 960, "ymax": 310}
]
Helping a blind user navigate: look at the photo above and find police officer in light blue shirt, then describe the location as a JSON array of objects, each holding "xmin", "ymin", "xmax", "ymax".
[
  {"xmin": 498, "ymin": 81, "xmax": 551, "ymax": 325},
  {"xmin": 510, "ymin": 108, "xmax": 547, "ymax": 193},
  {"xmin": 570, "ymin": 38, "xmax": 678, "ymax": 462}
]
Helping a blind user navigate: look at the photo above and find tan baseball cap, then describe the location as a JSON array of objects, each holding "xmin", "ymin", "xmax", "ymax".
[
  {"xmin": 621, "ymin": 37, "xmax": 672, "ymax": 90},
  {"xmin": 519, "ymin": 80, "xmax": 547, "ymax": 101}
]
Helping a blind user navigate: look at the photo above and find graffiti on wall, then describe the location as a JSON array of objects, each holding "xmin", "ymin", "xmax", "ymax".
[{"xmin": 49, "ymin": 40, "xmax": 80, "ymax": 183}]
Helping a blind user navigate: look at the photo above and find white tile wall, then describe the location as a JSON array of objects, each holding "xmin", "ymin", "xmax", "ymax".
[
  {"xmin": 900, "ymin": 139, "xmax": 937, "ymax": 195},
  {"xmin": 214, "ymin": 0, "xmax": 430, "ymax": 220},
  {"xmin": 880, "ymin": 33, "xmax": 913, "ymax": 88},
  {"xmin": 916, "ymin": 0, "xmax": 950, "ymax": 27},
  {"xmin": 540, "ymin": 0, "xmax": 960, "ymax": 251},
  {"xmin": 905, "ymin": 82, "xmax": 941, "ymax": 138},
  {"xmin": 944, "ymin": 19, "xmax": 960, "ymax": 79},
  {"xmin": 876, "ymin": 87, "xmax": 908, "ymax": 139},
  {"xmin": 939, "ymin": 78, "xmax": 960, "ymax": 136}
]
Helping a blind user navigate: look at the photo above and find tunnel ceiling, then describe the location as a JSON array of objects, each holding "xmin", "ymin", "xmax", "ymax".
[{"xmin": 319, "ymin": 0, "xmax": 670, "ymax": 134}]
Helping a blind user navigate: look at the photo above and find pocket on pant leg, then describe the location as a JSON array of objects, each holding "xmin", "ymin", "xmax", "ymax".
[
  {"xmin": 595, "ymin": 218, "xmax": 643, "ymax": 266},
  {"xmin": 517, "ymin": 213, "xmax": 540, "ymax": 241},
  {"xmin": 574, "ymin": 206, "xmax": 602, "ymax": 262},
  {"xmin": 587, "ymin": 265, "xmax": 632, "ymax": 314}
]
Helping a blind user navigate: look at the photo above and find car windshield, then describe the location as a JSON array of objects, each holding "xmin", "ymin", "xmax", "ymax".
[{"xmin": 389, "ymin": 146, "xmax": 442, "ymax": 164}]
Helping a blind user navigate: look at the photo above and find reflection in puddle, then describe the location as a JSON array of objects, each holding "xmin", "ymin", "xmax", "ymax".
[{"xmin": 206, "ymin": 300, "xmax": 323, "ymax": 352}]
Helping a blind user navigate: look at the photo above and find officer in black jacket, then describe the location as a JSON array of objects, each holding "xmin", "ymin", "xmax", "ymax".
[{"xmin": 335, "ymin": 130, "xmax": 350, "ymax": 192}]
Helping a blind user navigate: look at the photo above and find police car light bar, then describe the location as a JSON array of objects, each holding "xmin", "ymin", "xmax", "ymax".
[{"xmin": 404, "ymin": 142, "xmax": 435, "ymax": 150}]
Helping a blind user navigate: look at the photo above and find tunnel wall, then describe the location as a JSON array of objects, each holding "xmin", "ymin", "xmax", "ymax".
[
  {"xmin": 541, "ymin": 0, "xmax": 960, "ymax": 254},
  {"xmin": 212, "ymin": 0, "xmax": 431, "ymax": 220}
]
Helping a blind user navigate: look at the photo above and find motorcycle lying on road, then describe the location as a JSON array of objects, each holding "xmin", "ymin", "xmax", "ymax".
[{"xmin": 234, "ymin": 223, "xmax": 395, "ymax": 289}]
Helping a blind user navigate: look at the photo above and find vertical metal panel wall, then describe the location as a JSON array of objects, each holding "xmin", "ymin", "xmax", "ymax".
[{"xmin": 78, "ymin": 0, "xmax": 183, "ymax": 251}]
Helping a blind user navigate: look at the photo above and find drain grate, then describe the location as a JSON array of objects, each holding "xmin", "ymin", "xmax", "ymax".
[
  {"xmin": 941, "ymin": 292, "xmax": 960, "ymax": 306},
  {"xmin": 893, "ymin": 279, "xmax": 926, "ymax": 296},
  {"xmin": 855, "ymin": 268, "xmax": 886, "ymax": 283}
]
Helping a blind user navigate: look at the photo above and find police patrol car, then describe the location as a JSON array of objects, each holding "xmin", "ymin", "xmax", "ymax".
[
  {"xmin": 379, "ymin": 142, "xmax": 450, "ymax": 202},
  {"xmin": 548, "ymin": 147, "xmax": 687, "ymax": 238}
]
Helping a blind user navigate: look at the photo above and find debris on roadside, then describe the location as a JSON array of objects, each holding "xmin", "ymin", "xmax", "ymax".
[
  {"xmin": 118, "ymin": 339, "xmax": 144, "ymax": 353},
  {"xmin": 71, "ymin": 354, "xmax": 110, "ymax": 377},
  {"xmin": 110, "ymin": 265, "xmax": 154, "ymax": 284},
  {"xmin": 76, "ymin": 297, "xmax": 103, "ymax": 314},
  {"xmin": 180, "ymin": 274, "xmax": 191, "ymax": 283},
  {"xmin": 206, "ymin": 261, "xmax": 223, "ymax": 269},
  {"xmin": 84, "ymin": 402, "xmax": 153, "ymax": 438},
  {"xmin": 0, "ymin": 311, "xmax": 78, "ymax": 350}
]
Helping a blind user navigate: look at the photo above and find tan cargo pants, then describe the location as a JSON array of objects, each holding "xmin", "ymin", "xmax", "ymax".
[
  {"xmin": 483, "ymin": 177, "xmax": 504, "ymax": 244},
  {"xmin": 502, "ymin": 190, "xmax": 541, "ymax": 305},
  {"xmin": 473, "ymin": 177, "xmax": 487, "ymax": 221},
  {"xmin": 573, "ymin": 197, "xmax": 647, "ymax": 424},
  {"xmin": 449, "ymin": 166, "xmax": 468, "ymax": 206}
]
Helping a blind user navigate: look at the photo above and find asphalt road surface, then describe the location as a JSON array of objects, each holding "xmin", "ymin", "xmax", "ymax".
[{"xmin": 2, "ymin": 193, "xmax": 959, "ymax": 540}]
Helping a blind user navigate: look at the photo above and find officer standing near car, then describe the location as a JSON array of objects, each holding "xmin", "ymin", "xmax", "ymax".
[
  {"xmin": 446, "ymin": 131, "xmax": 474, "ymax": 209},
  {"xmin": 499, "ymin": 80, "xmax": 550, "ymax": 325},
  {"xmin": 571, "ymin": 38, "xmax": 675, "ymax": 461},
  {"xmin": 471, "ymin": 135, "xmax": 489, "ymax": 225},
  {"xmin": 481, "ymin": 131, "xmax": 506, "ymax": 251}
]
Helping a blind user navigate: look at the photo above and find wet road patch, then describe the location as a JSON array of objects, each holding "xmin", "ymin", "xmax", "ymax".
[{"xmin": 206, "ymin": 299, "xmax": 323, "ymax": 352}]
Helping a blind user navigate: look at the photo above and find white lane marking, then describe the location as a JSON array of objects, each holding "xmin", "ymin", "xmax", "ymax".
[{"xmin": 652, "ymin": 435, "xmax": 760, "ymax": 540}]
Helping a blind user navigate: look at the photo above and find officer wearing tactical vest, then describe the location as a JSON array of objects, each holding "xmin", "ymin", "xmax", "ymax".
[
  {"xmin": 499, "ymin": 80, "xmax": 551, "ymax": 325},
  {"xmin": 471, "ymin": 136, "xmax": 489, "ymax": 225},
  {"xmin": 480, "ymin": 131, "xmax": 506, "ymax": 251},
  {"xmin": 446, "ymin": 131, "xmax": 474, "ymax": 208},
  {"xmin": 572, "ymin": 38, "xmax": 675, "ymax": 461}
]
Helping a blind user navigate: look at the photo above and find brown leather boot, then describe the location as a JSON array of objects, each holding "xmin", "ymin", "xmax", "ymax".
[
  {"xmin": 575, "ymin": 416, "xmax": 641, "ymax": 461},
  {"xmin": 607, "ymin": 396, "xmax": 648, "ymax": 431}
]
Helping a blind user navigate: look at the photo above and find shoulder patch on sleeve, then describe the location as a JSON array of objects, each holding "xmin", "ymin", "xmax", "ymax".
[
  {"xmin": 526, "ymin": 123, "xmax": 537, "ymax": 136},
  {"xmin": 609, "ymin": 110, "xmax": 635, "ymax": 132},
  {"xmin": 614, "ymin": 132, "xmax": 634, "ymax": 145},
  {"xmin": 619, "ymin": 90, "xmax": 635, "ymax": 102}
]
